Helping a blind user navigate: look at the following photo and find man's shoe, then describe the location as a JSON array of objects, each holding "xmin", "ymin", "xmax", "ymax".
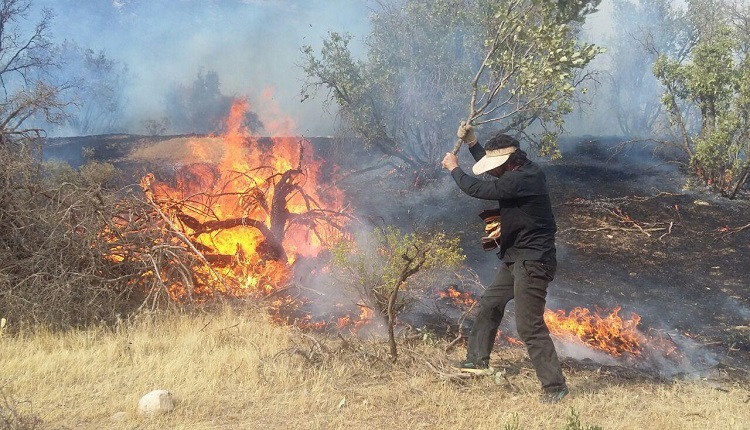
[
  {"xmin": 453, "ymin": 360, "xmax": 495, "ymax": 376},
  {"xmin": 539, "ymin": 386, "xmax": 569, "ymax": 404}
]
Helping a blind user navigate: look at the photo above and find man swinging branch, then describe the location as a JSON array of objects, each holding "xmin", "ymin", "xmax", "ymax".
[{"xmin": 441, "ymin": 123, "xmax": 569, "ymax": 404}]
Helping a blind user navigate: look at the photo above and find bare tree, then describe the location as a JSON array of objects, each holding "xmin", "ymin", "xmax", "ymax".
[
  {"xmin": 0, "ymin": 0, "xmax": 69, "ymax": 140},
  {"xmin": 0, "ymin": 0, "xmax": 140, "ymax": 327}
]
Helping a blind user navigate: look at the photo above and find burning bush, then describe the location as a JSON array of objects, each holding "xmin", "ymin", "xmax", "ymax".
[
  {"xmin": 0, "ymin": 96, "xmax": 352, "ymax": 329},
  {"xmin": 134, "ymin": 99, "xmax": 351, "ymax": 304}
]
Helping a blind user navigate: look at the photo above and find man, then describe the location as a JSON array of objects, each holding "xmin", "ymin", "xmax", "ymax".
[{"xmin": 441, "ymin": 123, "xmax": 569, "ymax": 404}]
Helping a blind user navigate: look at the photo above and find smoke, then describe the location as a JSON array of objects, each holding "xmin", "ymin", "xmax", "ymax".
[
  {"xmin": 32, "ymin": 0, "xmax": 371, "ymax": 137},
  {"xmin": 25, "ymin": 0, "xmax": 703, "ymax": 151},
  {"xmin": 27, "ymin": 0, "xmax": 679, "ymax": 142},
  {"xmin": 31, "ymin": 0, "xmax": 740, "ymax": 379},
  {"xmin": 30, "ymin": 0, "xmax": 669, "ymax": 141},
  {"xmin": 553, "ymin": 330, "xmax": 720, "ymax": 379}
]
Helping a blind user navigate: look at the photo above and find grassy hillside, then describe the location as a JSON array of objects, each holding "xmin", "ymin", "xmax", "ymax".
[{"xmin": 2, "ymin": 306, "xmax": 748, "ymax": 430}]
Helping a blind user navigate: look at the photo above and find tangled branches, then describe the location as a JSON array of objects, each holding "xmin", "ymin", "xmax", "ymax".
[
  {"xmin": 0, "ymin": 142, "xmax": 213, "ymax": 328},
  {"xmin": 560, "ymin": 193, "xmax": 681, "ymax": 240},
  {"xmin": 0, "ymin": 143, "xmax": 134, "ymax": 327}
]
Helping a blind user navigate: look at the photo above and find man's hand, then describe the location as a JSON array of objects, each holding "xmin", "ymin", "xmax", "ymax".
[
  {"xmin": 442, "ymin": 152, "xmax": 459, "ymax": 171},
  {"xmin": 457, "ymin": 121, "xmax": 477, "ymax": 147}
]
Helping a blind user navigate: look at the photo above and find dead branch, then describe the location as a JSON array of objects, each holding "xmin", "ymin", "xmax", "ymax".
[
  {"xmin": 146, "ymin": 199, "xmax": 227, "ymax": 295},
  {"xmin": 300, "ymin": 332, "xmax": 330, "ymax": 355},
  {"xmin": 720, "ymin": 222, "xmax": 750, "ymax": 239},
  {"xmin": 561, "ymin": 195, "xmax": 679, "ymax": 239},
  {"xmin": 424, "ymin": 360, "xmax": 472, "ymax": 382},
  {"xmin": 445, "ymin": 333, "xmax": 464, "ymax": 352},
  {"xmin": 659, "ymin": 222, "xmax": 674, "ymax": 240},
  {"xmin": 445, "ymin": 298, "xmax": 478, "ymax": 353}
]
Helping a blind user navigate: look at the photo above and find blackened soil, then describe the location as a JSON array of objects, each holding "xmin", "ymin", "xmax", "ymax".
[
  {"xmin": 339, "ymin": 137, "xmax": 750, "ymax": 378},
  {"xmin": 546, "ymin": 138, "xmax": 750, "ymax": 376}
]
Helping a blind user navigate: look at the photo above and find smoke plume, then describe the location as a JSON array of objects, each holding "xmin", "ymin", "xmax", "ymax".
[{"xmin": 33, "ymin": 0, "xmax": 371, "ymax": 137}]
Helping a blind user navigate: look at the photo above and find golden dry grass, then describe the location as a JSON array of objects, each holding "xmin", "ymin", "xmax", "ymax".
[
  {"xmin": 128, "ymin": 137, "xmax": 227, "ymax": 165},
  {"xmin": 1, "ymin": 306, "xmax": 748, "ymax": 430}
]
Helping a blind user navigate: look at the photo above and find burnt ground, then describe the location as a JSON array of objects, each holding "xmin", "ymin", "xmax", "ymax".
[
  {"xmin": 546, "ymin": 138, "xmax": 750, "ymax": 379},
  {"xmin": 44, "ymin": 134, "xmax": 750, "ymax": 380},
  {"xmin": 333, "ymin": 136, "xmax": 750, "ymax": 380}
]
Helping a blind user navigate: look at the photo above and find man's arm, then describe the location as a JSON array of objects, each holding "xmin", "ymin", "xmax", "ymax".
[
  {"xmin": 449, "ymin": 167, "xmax": 520, "ymax": 200},
  {"xmin": 441, "ymin": 152, "xmax": 520, "ymax": 199},
  {"xmin": 468, "ymin": 142, "xmax": 485, "ymax": 162}
]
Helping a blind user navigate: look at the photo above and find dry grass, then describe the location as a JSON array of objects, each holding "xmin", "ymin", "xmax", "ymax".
[
  {"xmin": 1, "ymin": 306, "xmax": 748, "ymax": 430},
  {"xmin": 128, "ymin": 137, "xmax": 226, "ymax": 165}
]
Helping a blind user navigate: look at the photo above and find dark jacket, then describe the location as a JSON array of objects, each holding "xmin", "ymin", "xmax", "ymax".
[{"xmin": 450, "ymin": 143, "xmax": 556, "ymax": 262}]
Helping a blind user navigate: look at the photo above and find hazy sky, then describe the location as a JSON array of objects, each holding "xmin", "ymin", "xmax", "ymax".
[
  {"xmin": 33, "ymin": 0, "xmax": 615, "ymax": 137},
  {"xmin": 35, "ymin": 0, "xmax": 371, "ymax": 136}
]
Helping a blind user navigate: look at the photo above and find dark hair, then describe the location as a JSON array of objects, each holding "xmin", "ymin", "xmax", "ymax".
[
  {"xmin": 484, "ymin": 133, "xmax": 519, "ymax": 151},
  {"xmin": 485, "ymin": 133, "xmax": 528, "ymax": 166}
]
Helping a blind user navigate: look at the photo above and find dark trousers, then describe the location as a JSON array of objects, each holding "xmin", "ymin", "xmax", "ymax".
[{"xmin": 466, "ymin": 259, "xmax": 566, "ymax": 391}]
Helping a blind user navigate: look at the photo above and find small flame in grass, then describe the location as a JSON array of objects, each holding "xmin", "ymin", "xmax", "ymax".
[
  {"xmin": 267, "ymin": 296, "xmax": 376, "ymax": 333},
  {"xmin": 437, "ymin": 286, "xmax": 477, "ymax": 307},
  {"xmin": 437, "ymin": 287, "xmax": 649, "ymax": 358},
  {"xmin": 543, "ymin": 306, "xmax": 643, "ymax": 356}
]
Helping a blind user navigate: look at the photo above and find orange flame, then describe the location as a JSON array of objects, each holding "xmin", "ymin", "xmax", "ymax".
[
  {"xmin": 437, "ymin": 288, "xmax": 646, "ymax": 357},
  {"xmin": 141, "ymin": 97, "xmax": 346, "ymax": 302},
  {"xmin": 543, "ymin": 306, "xmax": 644, "ymax": 356},
  {"xmin": 437, "ymin": 286, "xmax": 477, "ymax": 307}
]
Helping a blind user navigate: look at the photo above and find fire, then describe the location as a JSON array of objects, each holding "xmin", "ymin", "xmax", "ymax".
[
  {"xmin": 543, "ymin": 306, "xmax": 643, "ymax": 356},
  {"xmin": 335, "ymin": 306, "xmax": 376, "ymax": 331},
  {"xmin": 437, "ymin": 286, "xmax": 477, "ymax": 307},
  {"xmin": 437, "ymin": 287, "xmax": 645, "ymax": 357},
  {"xmin": 139, "ymin": 97, "xmax": 348, "ymax": 302}
]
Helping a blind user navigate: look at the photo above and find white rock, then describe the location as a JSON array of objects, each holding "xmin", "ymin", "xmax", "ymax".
[{"xmin": 137, "ymin": 389, "xmax": 175, "ymax": 415}]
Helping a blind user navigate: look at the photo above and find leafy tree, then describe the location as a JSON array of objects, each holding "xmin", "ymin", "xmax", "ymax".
[
  {"xmin": 331, "ymin": 226, "xmax": 464, "ymax": 361},
  {"xmin": 164, "ymin": 69, "xmax": 262, "ymax": 135},
  {"xmin": 301, "ymin": 0, "xmax": 602, "ymax": 172},
  {"xmin": 653, "ymin": 0, "xmax": 750, "ymax": 198}
]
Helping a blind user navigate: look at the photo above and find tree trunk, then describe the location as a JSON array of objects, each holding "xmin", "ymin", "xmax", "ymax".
[
  {"xmin": 386, "ymin": 251, "xmax": 426, "ymax": 362},
  {"xmin": 387, "ymin": 281, "xmax": 399, "ymax": 362},
  {"xmin": 728, "ymin": 163, "xmax": 750, "ymax": 200}
]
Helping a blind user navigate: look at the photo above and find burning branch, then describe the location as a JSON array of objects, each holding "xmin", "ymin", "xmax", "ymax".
[
  {"xmin": 141, "ymin": 160, "xmax": 349, "ymax": 301},
  {"xmin": 119, "ymin": 99, "xmax": 352, "ymax": 307},
  {"xmin": 144, "ymin": 194, "xmax": 227, "ymax": 295},
  {"xmin": 718, "ymin": 222, "xmax": 750, "ymax": 239}
]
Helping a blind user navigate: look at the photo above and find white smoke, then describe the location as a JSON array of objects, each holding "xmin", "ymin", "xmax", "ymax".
[{"xmin": 33, "ymin": 0, "xmax": 371, "ymax": 136}]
